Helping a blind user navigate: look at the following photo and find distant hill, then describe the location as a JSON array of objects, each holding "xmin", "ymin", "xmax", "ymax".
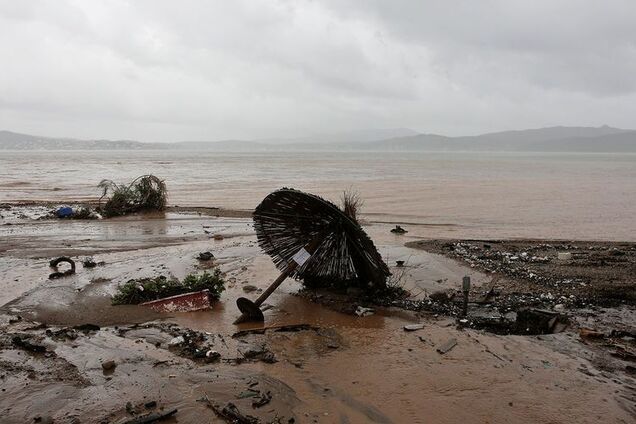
[
  {"xmin": 368, "ymin": 126, "xmax": 636, "ymax": 152},
  {"xmin": 1, "ymin": 126, "xmax": 635, "ymax": 152}
]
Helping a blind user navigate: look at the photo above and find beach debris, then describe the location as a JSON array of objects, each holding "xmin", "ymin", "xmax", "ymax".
[
  {"xmin": 391, "ymin": 225, "xmax": 407, "ymax": 234},
  {"xmin": 140, "ymin": 289, "xmax": 211, "ymax": 313},
  {"xmin": 56, "ymin": 206, "xmax": 74, "ymax": 218},
  {"xmin": 112, "ymin": 269, "xmax": 225, "ymax": 305},
  {"xmin": 515, "ymin": 308, "xmax": 568, "ymax": 334},
  {"xmin": 98, "ymin": 174, "xmax": 167, "ymax": 217},
  {"xmin": 232, "ymin": 323, "xmax": 319, "ymax": 338},
  {"xmin": 252, "ymin": 391, "xmax": 272, "ymax": 408},
  {"xmin": 404, "ymin": 324, "xmax": 425, "ymax": 331},
  {"xmin": 355, "ymin": 306, "xmax": 375, "ymax": 317},
  {"xmin": 429, "ymin": 290, "xmax": 453, "ymax": 304},
  {"xmin": 12, "ymin": 335, "xmax": 48, "ymax": 353},
  {"xmin": 48, "ymin": 256, "xmax": 76, "ymax": 279},
  {"xmin": 461, "ymin": 276, "xmax": 471, "ymax": 317},
  {"xmin": 121, "ymin": 408, "xmax": 177, "ymax": 424},
  {"xmin": 436, "ymin": 338, "xmax": 458, "ymax": 354},
  {"xmin": 74, "ymin": 323, "xmax": 100, "ymax": 333},
  {"xmin": 101, "ymin": 359, "xmax": 117, "ymax": 371},
  {"xmin": 236, "ymin": 188, "xmax": 389, "ymax": 324},
  {"xmin": 396, "ymin": 260, "xmax": 405, "ymax": 267},
  {"xmin": 557, "ymin": 252, "xmax": 572, "ymax": 261},
  {"xmin": 213, "ymin": 234, "xmax": 224, "ymax": 240},
  {"xmin": 579, "ymin": 328, "xmax": 605, "ymax": 339},
  {"xmin": 212, "ymin": 402, "xmax": 259, "ymax": 424},
  {"xmin": 206, "ymin": 350, "xmax": 221, "ymax": 361},
  {"xmin": 82, "ymin": 258, "xmax": 98, "ymax": 268},
  {"xmin": 197, "ymin": 251, "xmax": 215, "ymax": 261},
  {"xmin": 81, "ymin": 258, "xmax": 105, "ymax": 268}
]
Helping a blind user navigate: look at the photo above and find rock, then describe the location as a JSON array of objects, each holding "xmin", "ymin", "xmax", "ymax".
[
  {"xmin": 403, "ymin": 324, "xmax": 425, "ymax": 331},
  {"xmin": 557, "ymin": 252, "xmax": 572, "ymax": 260},
  {"xmin": 213, "ymin": 234, "xmax": 224, "ymax": 240},
  {"xmin": 396, "ymin": 260, "xmax": 405, "ymax": 267},
  {"xmin": 242, "ymin": 284, "xmax": 258, "ymax": 293},
  {"xmin": 205, "ymin": 350, "xmax": 221, "ymax": 362},
  {"xmin": 436, "ymin": 338, "xmax": 458, "ymax": 354},
  {"xmin": 197, "ymin": 251, "xmax": 214, "ymax": 261},
  {"xmin": 553, "ymin": 304, "xmax": 565, "ymax": 311},
  {"xmin": 168, "ymin": 336, "xmax": 185, "ymax": 347},
  {"xmin": 144, "ymin": 401, "xmax": 157, "ymax": 409},
  {"xmin": 101, "ymin": 360, "xmax": 117, "ymax": 371}
]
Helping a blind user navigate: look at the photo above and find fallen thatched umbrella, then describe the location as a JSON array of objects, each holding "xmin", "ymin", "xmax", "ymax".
[{"xmin": 235, "ymin": 188, "xmax": 390, "ymax": 323}]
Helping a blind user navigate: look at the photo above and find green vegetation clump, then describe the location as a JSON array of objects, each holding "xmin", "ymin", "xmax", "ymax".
[
  {"xmin": 98, "ymin": 174, "xmax": 167, "ymax": 218},
  {"xmin": 112, "ymin": 269, "xmax": 225, "ymax": 305}
]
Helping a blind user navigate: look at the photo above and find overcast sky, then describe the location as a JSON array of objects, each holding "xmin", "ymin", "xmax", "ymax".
[{"xmin": 1, "ymin": 1, "xmax": 635, "ymax": 142}]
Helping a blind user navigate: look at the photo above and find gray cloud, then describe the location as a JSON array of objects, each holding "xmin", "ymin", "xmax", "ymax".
[{"xmin": 0, "ymin": 0, "xmax": 635, "ymax": 142}]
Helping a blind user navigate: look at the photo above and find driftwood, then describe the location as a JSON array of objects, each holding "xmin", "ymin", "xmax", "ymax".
[
  {"xmin": 232, "ymin": 323, "xmax": 318, "ymax": 338},
  {"xmin": 122, "ymin": 408, "xmax": 177, "ymax": 424}
]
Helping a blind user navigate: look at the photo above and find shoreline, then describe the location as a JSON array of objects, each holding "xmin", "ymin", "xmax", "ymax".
[{"xmin": 0, "ymin": 208, "xmax": 634, "ymax": 422}]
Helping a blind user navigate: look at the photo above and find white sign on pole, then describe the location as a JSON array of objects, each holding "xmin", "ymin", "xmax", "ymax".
[{"xmin": 292, "ymin": 248, "xmax": 311, "ymax": 266}]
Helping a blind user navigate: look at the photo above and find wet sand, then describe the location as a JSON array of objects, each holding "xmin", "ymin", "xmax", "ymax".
[{"xmin": 1, "ymin": 210, "xmax": 635, "ymax": 423}]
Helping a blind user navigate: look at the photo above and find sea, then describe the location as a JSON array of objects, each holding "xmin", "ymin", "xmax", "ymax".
[{"xmin": 1, "ymin": 150, "xmax": 635, "ymax": 241}]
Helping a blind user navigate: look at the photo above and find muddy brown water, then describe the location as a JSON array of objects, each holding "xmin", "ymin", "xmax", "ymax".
[{"xmin": 1, "ymin": 214, "xmax": 635, "ymax": 423}]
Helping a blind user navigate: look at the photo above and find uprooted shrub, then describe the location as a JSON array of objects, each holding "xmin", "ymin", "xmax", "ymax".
[
  {"xmin": 112, "ymin": 269, "xmax": 225, "ymax": 305},
  {"xmin": 98, "ymin": 174, "xmax": 167, "ymax": 218}
]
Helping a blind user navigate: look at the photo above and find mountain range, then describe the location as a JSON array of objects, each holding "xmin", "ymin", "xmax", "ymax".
[{"xmin": 1, "ymin": 126, "xmax": 635, "ymax": 152}]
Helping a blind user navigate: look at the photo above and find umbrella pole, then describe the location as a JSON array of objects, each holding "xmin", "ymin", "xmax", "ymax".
[{"xmin": 234, "ymin": 234, "xmax": 325, "ymax": 324}]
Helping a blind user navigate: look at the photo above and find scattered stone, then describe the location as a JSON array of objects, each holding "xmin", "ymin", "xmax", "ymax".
[
  {"xmin": 213, "ymin": 234, "xmax": 224, "ymax": 241},
  {"xmin": 403, "ymin": 324, "xmax": 425, "ymax": 332},
  {"xmin": 197, "ymin": 251, "xmax": 214, "ymax": 261},
  {"xmin": 436, "ymin": 338, "xmax": 458, "ymax": 354},
  {"xmin": 168, "ymin": 336, "xmax": 185, "ymax": 347},
  {"xmin": 242, "ymin": 285, "xmax": 258, "ymax": 293}
]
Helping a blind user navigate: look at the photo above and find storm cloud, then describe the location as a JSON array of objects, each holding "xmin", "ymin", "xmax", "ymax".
[{"xmin": 1, "ymin": 0, "xmax": 635, "ymax": 141}]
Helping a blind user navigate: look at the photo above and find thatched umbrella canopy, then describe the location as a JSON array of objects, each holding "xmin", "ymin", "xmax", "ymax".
[{"xmin": 253, "ymin": 188, "xmax": 390, "ymax": 289}]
